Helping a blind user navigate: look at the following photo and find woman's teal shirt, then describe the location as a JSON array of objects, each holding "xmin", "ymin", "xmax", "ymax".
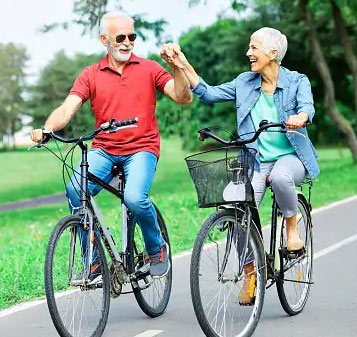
[{"xmin": 251, "ymin": 90, "xmax": 295, "ymax": 162}]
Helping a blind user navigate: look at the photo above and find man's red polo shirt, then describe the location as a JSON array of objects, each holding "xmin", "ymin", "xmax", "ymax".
[{"xmin": 69, "ymin": 53, "xmax": 173, "ymax": 158}]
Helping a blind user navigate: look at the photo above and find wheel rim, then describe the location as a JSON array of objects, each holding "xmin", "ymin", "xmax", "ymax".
[
  {"xmin": 281, "ymin": 203, "xmax": 313, "ymax": 312},
  {"xmin": 195, "ymin": 215, "xmax": 264, "ymax": 337},
  {"xmin": 48, "ymin": 221, "xmax": 108, "ymax": 337},
  {"xmin": 132, "ymin": 222, "xmax": 171, "ymax": 311}
]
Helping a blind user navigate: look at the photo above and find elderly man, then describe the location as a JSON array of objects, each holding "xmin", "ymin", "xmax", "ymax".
[
  {"xmin": 161, "ymin": 27, "xmax": 319, "ymax": 303},
  {"xmin": 31, "ymin": 11, "xmax": 192, "ymax": 278}
]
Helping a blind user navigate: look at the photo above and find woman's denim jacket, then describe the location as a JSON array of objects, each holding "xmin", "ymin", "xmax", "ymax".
[{"xmin": 192, "ymin": 66, "xmax": 320, "ymax": 179}]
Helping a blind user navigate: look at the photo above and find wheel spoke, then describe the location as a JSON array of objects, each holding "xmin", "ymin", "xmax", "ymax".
[
  {"xmin": 277, "ymin": 198, "xmax": 313, "ymax": 314},
  {"xmin": 129, "ymin": 215, "xmax": 172, "ymax": 316},
  {"xmin": 191, "ymin": 211, "xmax": 265, "ymax": 337},
  {"xmin": 45, "ymin": 217, "xmax": 109, "ymax": 337}
]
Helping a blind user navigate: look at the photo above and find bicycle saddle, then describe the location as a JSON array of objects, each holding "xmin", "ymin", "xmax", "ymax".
[{"xmin": 112, "ymin": 165, "xmax": 124, "ymax": 177}]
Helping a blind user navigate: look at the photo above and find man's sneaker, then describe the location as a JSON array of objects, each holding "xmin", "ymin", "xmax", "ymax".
[
  {"xmin": 149, "ymin": 242, "xmax": 171, "ymax": 279},
  {"xmin": 72, "ymin": 263, "xmax": 102, "ymax": 285}
]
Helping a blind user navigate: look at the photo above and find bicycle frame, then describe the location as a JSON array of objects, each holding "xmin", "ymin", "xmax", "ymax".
[
  {"xmin": 71, "ymin": 141, "xmax": 133, "ymax": 285},
  {"xmin": 224, "ymin": 178, "xmax": 313, "ymax": 287},
  {"xmin": 265, "ymin": 182, "xmax": 313, "ymax": 287}
]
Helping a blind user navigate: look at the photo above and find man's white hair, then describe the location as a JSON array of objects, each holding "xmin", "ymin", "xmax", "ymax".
[
  {"xmin": 251, "ymin": 27, "xmax": 288, "ymax": 65},
  {"xmin": 99, "ymin": 11, "xmax": 135, "ymax": 35}
]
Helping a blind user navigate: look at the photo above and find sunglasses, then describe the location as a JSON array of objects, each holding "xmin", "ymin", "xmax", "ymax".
[{"xmin": 105, "ymin": 33, "xmax": 137, "ymax": 44}]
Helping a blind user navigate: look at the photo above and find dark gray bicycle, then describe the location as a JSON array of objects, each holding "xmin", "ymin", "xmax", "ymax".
[
  {"xmin": 185, "ymin": 120, "xmax": 313, "ymax": 337},
  {"xmin": 31, "ymin": 118, "xmax": 172, "ymax": 337}
]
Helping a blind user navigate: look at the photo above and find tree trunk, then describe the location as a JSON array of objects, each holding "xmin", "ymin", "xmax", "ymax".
[
  {"xmin": 10, "ymin": 119, "xmax": 16, "ymax": 149},
  {"xmin": 331, "ymin": 0, "xmax": 357, "ymax": 122},
  {"xmin": 299, "ymin": 0, "xmax": 357, "ymax": 162}
]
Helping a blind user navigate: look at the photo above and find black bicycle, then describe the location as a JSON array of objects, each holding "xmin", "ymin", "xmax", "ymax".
[
  {"xmin": 30, "ymin": 118, "xmax": 172, "ymax": 337},
  {"xmin": 185, "ymin": 120, "xmax": 313, "ymax": 337}
]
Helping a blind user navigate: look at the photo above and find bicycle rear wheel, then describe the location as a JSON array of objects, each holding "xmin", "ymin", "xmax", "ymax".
[
  {"xmin": 127, "ymin": 205, "xmax": 172, "ymax": 317},
  {"xmin": 45, "ymin": 215, "xmax": 110, "ymax": 337},
  {"xmin": 190, "ymin": 209, "xmax": 266, "ymax": 337},
  {"xmin": 277, "ymin": 194, "xmax": 313, "ymax": 315}
]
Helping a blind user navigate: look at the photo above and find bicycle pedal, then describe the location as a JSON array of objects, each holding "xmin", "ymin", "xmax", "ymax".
[
  {"xmin": 282, "ymin": 247, "xmax": 305, "ymax": 258},
  {"xmin": 134, "ymin": 263, "xmax": 150, "ymax": 278}
]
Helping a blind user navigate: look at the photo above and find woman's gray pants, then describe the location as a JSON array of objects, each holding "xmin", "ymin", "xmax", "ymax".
[
  {"xmin": 251, "ymin": 154, "xmax": 307, "ymax": 217},
  {"xmin": 240, "ymin": 154, "xmax": 307, "ymax": 265}
]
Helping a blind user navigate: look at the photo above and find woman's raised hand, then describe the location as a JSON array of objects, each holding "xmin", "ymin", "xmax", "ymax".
[{"xmin": 160, "ymin": 43, "xmax": 189, "ymax": 69}]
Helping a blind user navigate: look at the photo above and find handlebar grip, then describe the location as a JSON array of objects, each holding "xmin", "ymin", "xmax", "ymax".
[
  {"xmin": 115, "ymin": 117, "xmax": 138, "ymax": 127},
  {"xmin": 198, "ymin": 128, "xmax": 211, "ymax": 142},
  {"xmin": 38, "ymin": 131, "xmax": 51, "ymax": 146}
]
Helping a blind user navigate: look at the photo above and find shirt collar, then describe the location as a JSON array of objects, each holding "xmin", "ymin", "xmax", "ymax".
[
  {"xmin": 99, "ymin": 53, "xmax": 140, "ymax": 70},
  {"xmin": 253, "ymin": 66, "xmax": 286, "ymax": 90}
]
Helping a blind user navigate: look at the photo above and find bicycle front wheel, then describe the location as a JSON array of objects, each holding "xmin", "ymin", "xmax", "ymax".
[
  {"xmin": 127, "ymin": 205, "xmax": 172, "ymax": 317},
  {"xmin": 277, "ymin": 194, "xmax": 313, "ymax": 315},
  {"xmin": 190, "ymin": 209, "xmax": 266, "ymax": 337},
  {"xmin": 44, "ymin": 215, "xmax": 110, "ymax": 337}
]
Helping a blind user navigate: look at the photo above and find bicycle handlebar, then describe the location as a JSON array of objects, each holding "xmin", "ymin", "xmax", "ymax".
[
  {"xmin": 30, "ymin": 117, "xmax": 139, "ymax": 149},
  {"xmin": 198, "ymin": 120, "xmax": 286, "ymax": 146}
]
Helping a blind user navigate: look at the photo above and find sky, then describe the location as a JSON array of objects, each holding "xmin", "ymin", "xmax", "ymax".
[{"xmin": 1, "ymin": 0, "xmax": 238, "ymax": 83}]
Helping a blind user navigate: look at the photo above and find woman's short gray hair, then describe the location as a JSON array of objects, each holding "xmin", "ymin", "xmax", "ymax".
[
  {"xmin": 251, "ymin": 27, "xmax": 288, "ymax": 65},
  {"xmin": 99, "ymin": 11, "xmax": 135, "ymax": 35}
]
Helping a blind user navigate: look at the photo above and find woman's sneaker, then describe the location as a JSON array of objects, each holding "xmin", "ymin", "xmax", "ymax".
[{"xmin": 149, "ymin": 242, "xmax": 171, "ymax": 279}]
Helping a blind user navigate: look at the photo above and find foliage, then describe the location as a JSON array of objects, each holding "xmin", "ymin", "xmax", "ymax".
[
  {"xmin": 26, "ymin": 0, "xmax": 357, "ymax": 149},
  {"xmin": 183, "ymin": 0, "xmax": 357, "ymax": 148},
  {"xmin": 0, "ymin": 43, "xmax": 28, "ymax": 149},
  {"xmin": 41, "ymin": 0, "xmax": 169, "ymax": 46},
  {"xmin": 26, "ymin": 51, "xmax": 103, "ymax": 137}
]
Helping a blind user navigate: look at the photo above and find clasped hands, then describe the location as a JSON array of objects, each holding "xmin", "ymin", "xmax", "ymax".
[{"xmin": 160, "ymin": 43, "xmax": 188, "ymax": 70}]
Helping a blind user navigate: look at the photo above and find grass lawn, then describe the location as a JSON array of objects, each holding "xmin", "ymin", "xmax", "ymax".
[
  {"xmin": 0, "ymin": 138, "xmax": 356, "ymax": 309},
  {"xmin": 0, "ymin": 143, "xmax": 78, "ymax": 204}
]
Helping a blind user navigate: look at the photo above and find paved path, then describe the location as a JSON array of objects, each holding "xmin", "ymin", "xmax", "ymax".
[
  {"xmin": 1, "ymin": 196, "xmax": 357, "ymax": 337},
  {"xmin": 0, "ymin": 193, "xmax": 66, "ymax": 212}
]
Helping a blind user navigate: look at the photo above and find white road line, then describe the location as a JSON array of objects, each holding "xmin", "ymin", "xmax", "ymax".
[
  {"xmin": 314, "ymin": 234, "xmax": 357, "ymax": 260},
  {"xmin": 133, "ymin": 330, "xmax": 163, "ymax": 337},
  {"xmin": 311, "ymin": 195, "xmax": 357, "ymax": 215},
  {"xmin": 0, "ymin": 195, "xmax": 356, "ymax": 319}
]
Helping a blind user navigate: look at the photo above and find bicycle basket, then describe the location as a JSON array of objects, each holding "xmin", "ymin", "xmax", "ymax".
[{"xmin": 185, "ymin": 146, "xmax": 257, "ymax": 208}]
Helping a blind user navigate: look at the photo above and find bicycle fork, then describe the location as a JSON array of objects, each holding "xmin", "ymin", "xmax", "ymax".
[{"xmin": 219, "ymin": 205, "xmax": 251, "ymax": 280}]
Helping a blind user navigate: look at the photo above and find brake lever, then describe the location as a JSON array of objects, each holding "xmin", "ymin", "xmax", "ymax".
[
  {"xmin": 286, "ymin": 130, "xmax": 307, "ymax": 138},
  {"xmin": 28, "ymin": 131, "xmax": 52, "ymax": 150}
]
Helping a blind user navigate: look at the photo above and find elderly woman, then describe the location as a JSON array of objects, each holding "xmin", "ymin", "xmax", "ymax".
[{"xmin": 161, "ymin": 27, "xmax": 319, "ymax": 303}]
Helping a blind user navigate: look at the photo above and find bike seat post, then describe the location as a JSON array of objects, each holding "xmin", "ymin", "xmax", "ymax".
[
  {"xmin": 79, "ymin": 141, "xmax": 89, "ymax": 214},
  {"xmin": 112, "ymin": 165, "xmax": 128, "ymax": 261}
]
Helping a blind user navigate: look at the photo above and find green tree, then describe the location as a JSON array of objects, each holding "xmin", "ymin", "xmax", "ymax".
[
  {"xmin": 42, "ymin": 0, "xmax": 169, "ymax": 45},
  {"xmin": 188, "ymin": 0, "xmax": 357, "ymax": 158},
  {"xmin": 0, "ymin": 43, "xmax": 28, "ymax": 149},
  {"xmin": 299, "ymin": 0, "xmax": 357, "ymax": 160},
  {"xmin": 27, "ymin": 51, "xmax": 104, "ymax": 137},
  {"xmin": 330, "ymin": 0, "xmax": 357, "ymax": 121}
]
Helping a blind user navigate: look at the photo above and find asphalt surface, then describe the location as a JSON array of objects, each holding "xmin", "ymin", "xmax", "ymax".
[
  {"xmin": 1, "ymin": 197, "xmax": 357, "ymax": 337},
  {"xmin": 0, "ymin": 193, "xmax": 66, "ymax": 212}
]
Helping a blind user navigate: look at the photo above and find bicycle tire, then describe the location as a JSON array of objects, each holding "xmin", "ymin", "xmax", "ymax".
[
  {"xmin": 45, "ymin": 215, "xmax": 110, "ymax": 337},
  {"xmin": 190, "ymin": 209, "xmax": 266, "ymax": 337},
  {"xmin": 276, "ymin": 194, "xmax": 313, "ymax": 315},
  {"xmin": 127, "ymin": 205, "xmax": 172, "ymax": 317}
]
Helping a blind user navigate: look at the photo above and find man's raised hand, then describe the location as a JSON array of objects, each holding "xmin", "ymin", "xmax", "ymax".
[{"xmin": 160, "ymin": 43, "xmax": 188, "ymax": 69}]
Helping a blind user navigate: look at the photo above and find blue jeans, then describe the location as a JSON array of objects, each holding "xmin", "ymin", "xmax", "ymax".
[{"xmin": 66, "ymin": 148, "xmax": 164, "ymax": 256}]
